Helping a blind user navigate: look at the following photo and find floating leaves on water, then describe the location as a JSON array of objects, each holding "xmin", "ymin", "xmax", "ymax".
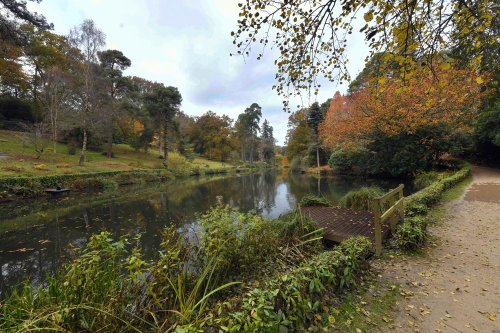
[{"xmin": 8, "ymin": 247, "xmax": 35, "ymax": 253}]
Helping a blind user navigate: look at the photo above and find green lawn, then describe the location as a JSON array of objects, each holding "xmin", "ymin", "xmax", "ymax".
[{"xmin": 0, "ymin": 130, "xmax": 232, "ymax": 177}]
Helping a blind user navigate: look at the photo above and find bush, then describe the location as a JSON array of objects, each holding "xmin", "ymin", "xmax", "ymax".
[
  {"xmin": 67, "ymin": 141, "xmax": 77, "ymax": 155},
  {"xmin": 405, "ymin": 202, "xmax": 429, "ymax": 217},
  {"xmin": 340, "ymin": 186, "xmax": 384, "ymax": 211},
  {"xmin": 396, "ymin": 164, "xmax": 471, "ymax": 251},
  {"xmin": 299, "ymin": 194, "xmax": 331, "ymax": 207},
  {"xmin": 414, "ymin": 171, "xmax": 441, "ymax": 190},
  {"xmin": 0, "ymin": 170, "xmax": 166, "ymax": 197},
  {"xmin": 328, "ymin": 125, "xmax": 469, "ymax": 177},
  {"xmin": 290, "ymin": 156, "xmax": 307, "ymax": 172},
  {"xmin": 199, "ymin": 205, "xmax": 321, "ymax": 280},
  {"xmin": 167, "ymin": 152, "xmax": 192, "ymax": 176},
  {"xmin": 394, "ymin": 216, "xmax": 428, "ymax": 250},
  {"xmin": 206, "ymin": 236, "xmax": 372, "ymax": 332}
]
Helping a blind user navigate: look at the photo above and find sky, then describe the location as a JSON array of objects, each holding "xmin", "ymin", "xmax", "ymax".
[{"xmin": 28, "ymin": 0, "xmax": 369, "ymax": 145}]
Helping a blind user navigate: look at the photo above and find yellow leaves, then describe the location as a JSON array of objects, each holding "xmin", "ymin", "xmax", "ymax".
[
  {"xmin": 487, "ymin": 312, "xmax": 496, "ymax": 321},
  {"xmin": 440, "ymin": 62, "xmax": 451, "ymax": 70},
  {"xmin": 363, "ymin": 11, "xmax": 373, "ymax": 22},
  {"xmin": 476, "ymin": 76, "xmax": 484, "ymax": 84}
]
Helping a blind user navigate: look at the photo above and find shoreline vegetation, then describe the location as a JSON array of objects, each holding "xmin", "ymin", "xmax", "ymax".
[{"xmin": 0, "ymin": 164, "xmax": 471, "ymax": 332}]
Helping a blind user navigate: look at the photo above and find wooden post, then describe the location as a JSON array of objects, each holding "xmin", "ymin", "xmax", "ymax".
[
  {"xmin": 399, "ymin": 185, "xmax": 405, "ymax": 223},
  {"xmin": 373, "ymin": 198, "xmax": 382, "ymax": 255},
  {"xmin": 389, "ymin": 195, "xmax": 397, "ymax": 235}
]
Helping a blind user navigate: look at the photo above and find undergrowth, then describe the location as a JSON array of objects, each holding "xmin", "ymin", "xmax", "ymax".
[
  {"xmin": 0, "ymin": 205, "xmax": 323, "ymax": 332},
  {"xmin": 340, "ymin": 186, "xmax": 384, "ymax": 211}
]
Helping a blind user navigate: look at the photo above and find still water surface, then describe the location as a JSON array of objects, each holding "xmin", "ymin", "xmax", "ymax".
[{"xmin": 0, "ymin": 171, "xmax": 411, "ymax": 296}]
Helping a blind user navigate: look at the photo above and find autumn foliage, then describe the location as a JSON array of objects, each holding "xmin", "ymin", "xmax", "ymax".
[{"xmin": 320, "ymin": 67, "xmax": 488, "ymax": 149}]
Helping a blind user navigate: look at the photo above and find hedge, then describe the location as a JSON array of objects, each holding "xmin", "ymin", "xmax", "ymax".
[
  {"xmin": 395, "ymin": 164, "xmax": 471, "ymax": 250},
  {"xmin": 0, "ymin": 167, "xmax": 230, "ymax": 198},
  {"xmin": 200, "ymin": 236, "xmax": 372, "ymax": 332}
]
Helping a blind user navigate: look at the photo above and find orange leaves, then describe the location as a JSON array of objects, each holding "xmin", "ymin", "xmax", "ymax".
[{"xmin": 320, "ymin": 67, "xmax": 489, "ymax": 149}]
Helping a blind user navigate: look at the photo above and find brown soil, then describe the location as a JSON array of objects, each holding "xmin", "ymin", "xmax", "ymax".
[{"xmin": 374, "ymin": 166, "xmax": 500, "ymax": 333}]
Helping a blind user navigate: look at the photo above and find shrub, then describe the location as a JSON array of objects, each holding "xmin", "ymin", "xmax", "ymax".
[
  {"xmin": 299, "ymin": 194, "xmax": 331, "ymax": 207},
  {"xmin": 199, "ymin": 205, "xmax": 321, "ymax": 280},
  {"xmin": 340, "ymin": 186, "xmax": 384, "ymax": 211},
  {"xmin": 2, "ymin": 165, "xmax": 25, "ymax": 173},
  {"xmin": 394, "ymin": 216, "xmax": 428, "ymax": 250},
  {"xmin": 396, "ymin": 164, "xmax": 471, "ymax": 251},
  {"xmin": 67, "ymin": 141, "xmax": 77, "ymax": 155},
  {"xmin": 290, "ymin": 156, "xmax": 307, "ymax": 172},
  {"xmin": 101, "ymin": 178, "xmax": 118, "ymax": 190},
  {"xmin": 405, "ymin": 202, "xmax": 429, "ymax": 217},
  {"xmin": 206, "ymin": 236, "xmax": 372, "ymax": 332},
  {"xmin": 70, "ymin": 177, "xmax": 107, "ymax": 191},
  {"xmin": 414, "ymin": 171, "xmax": 441, "ymax": 190},
  {"xmin": 167, "ymin": 152, "xmax": 192, "ymax": 176}
]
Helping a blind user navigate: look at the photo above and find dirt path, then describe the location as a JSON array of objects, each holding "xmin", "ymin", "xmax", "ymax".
[{"xmin": 376, "ymin": 166, "xmax": 500, "ymax": 333}]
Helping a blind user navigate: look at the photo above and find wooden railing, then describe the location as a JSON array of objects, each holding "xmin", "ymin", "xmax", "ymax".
[{"xmin": 372, "ymin": 184, "xmax": 405, "ymax": 254}]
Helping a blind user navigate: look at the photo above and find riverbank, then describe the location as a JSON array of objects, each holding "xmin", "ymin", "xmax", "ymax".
[{"xmin": 0, "ymin": 165, "xmax": 474, "ymax": 331}]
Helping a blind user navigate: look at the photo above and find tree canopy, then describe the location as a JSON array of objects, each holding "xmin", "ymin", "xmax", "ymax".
[{"xmin": 232, "ymin": 0, "xmax": 497, "ymax": 108}]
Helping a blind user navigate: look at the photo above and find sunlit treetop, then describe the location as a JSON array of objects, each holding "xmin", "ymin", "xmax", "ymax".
[{"xmin": 231, "ymin": 0, "xmax": 497, "ymax": 110}]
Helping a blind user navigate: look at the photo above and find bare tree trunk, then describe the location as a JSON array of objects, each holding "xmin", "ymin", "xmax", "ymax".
[
  {"xmin": 106, "ymin": 123, "xmax": 113, "ymax": 158},
  {"xmin": 250, "ymin": 136, "xmax": 254, "ymax": 164},
  {"xmin": 53, "ymin": 132, "xmax": 57, "ymax": 154},
  {"xmin": 158, "ymin": 132, "xmax": 163, "ymax": 158},
  {"xmin": 163, "ymin": 119, "xmax": 168, "ymax": 163},
  {"xmin": 106, "ymin": 100, "xmax": 114, "ymax": 158},
  {"xmin": 316, "ymin": 146, "xmax": 320, "ymax": 169},
  {"xmin": 79, "ymin": 129, "xmax": 87, "ymax": 166}
]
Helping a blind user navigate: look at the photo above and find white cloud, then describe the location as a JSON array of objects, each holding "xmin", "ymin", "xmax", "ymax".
[{"xmin": 28, "ymin": 0, "xmax": 369, "ymax": 145}]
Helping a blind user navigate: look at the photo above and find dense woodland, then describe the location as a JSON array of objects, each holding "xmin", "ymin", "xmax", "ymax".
[{"xmin": 0, "ymin": 6, "xmax": 276, "ymax": 167}]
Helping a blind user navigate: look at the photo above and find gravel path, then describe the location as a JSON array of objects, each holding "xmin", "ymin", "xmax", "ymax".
[{"xmin": 376, "ymin": 166, "xmax": 500, "ymax": 333}]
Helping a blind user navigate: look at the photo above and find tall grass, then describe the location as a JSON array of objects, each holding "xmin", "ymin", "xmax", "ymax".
[{"xmin": 340, "ymin": 186, "xmax": 384, "ymax": 211}]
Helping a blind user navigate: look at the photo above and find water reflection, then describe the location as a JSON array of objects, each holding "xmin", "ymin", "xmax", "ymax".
[{"xmin": 0, "ymin": 171, "xmax": 411, "ymax": 296}]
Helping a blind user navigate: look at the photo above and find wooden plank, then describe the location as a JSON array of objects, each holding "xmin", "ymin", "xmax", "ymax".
[
  {"xmin": 375, "ymin": 184, "xmax": 404, "ymax": 203},
  {"xmin": 373, "ymin": 198, "xmax": 382, "ymax": 255},
  {"xmin": 380, "ymin": 197, "xmax": 405, "ymax": 221}
]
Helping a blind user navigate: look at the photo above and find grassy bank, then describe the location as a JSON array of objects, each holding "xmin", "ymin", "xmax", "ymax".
[
  {"xmin": 0, "ymin": 130, "xmax": 243, "ymax": 199},
  {"xmin": 0, "ymin": 130, "xmax": 233, "ymax": 177}
]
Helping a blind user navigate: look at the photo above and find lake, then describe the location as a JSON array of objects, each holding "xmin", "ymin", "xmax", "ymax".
[{"xmin": 0, "ymin": 170, "xmax": 411, "ymax": 296}]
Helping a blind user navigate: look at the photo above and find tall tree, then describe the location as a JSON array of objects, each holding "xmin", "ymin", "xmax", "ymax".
[
  {"xmin": 189, "ymin": 111, "xmax": 235, "ymax": 161},
  {"xmin": 40, "ymin": 66, "xmax": 71, "ymax": 153},
  {"xmin": 98, "ymin": 49, "xmax": 131, "ymax": 158},
  {"xmin": 237, "ymin": 103, "xmax": 262, "ymax": 163},
  {"xmin": 307, "ymin": 102, "xmax": 325, "ymax": 169},
  {"xmin": 144, "ymin": 85, "xmax": 182, "ymax": 162},
  {"xmin": 260, "ymin": 119, "xmax": 275, "ymax": 164},
  {"xmin": 68, "ymin": 19, "xmax": 106, "ymax": 166},
  {"xmin": 23, "ymin": 25, "xmax": 72, "ymax": 117},
  {"xmin": 285, "ymin": 109, "xmax": 312, "ymax": 160}
]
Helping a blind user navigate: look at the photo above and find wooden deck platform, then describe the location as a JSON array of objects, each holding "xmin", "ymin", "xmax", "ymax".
[{"xmin": 301, "ymin": 206, "xmax": 392, "ymax": 243}]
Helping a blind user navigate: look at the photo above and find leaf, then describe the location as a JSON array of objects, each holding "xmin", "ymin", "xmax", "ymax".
[
  {"xmin": 328, "ymin": 315, "xmax": 336, "ymax": 324},
  {"xmin": 364, "ymin": 12, "xmax": 373, "ymax": 22},
  {"xmin": 476, "ymin": 77, "xmax": 484, "ymax": 84},
  {"xmin": 440, "ymin": 62, "xmax": 451, "ymax": 70},
  {"xmin": 487, "ymin": 312, "xmax": 496, "ymax": 321}
]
